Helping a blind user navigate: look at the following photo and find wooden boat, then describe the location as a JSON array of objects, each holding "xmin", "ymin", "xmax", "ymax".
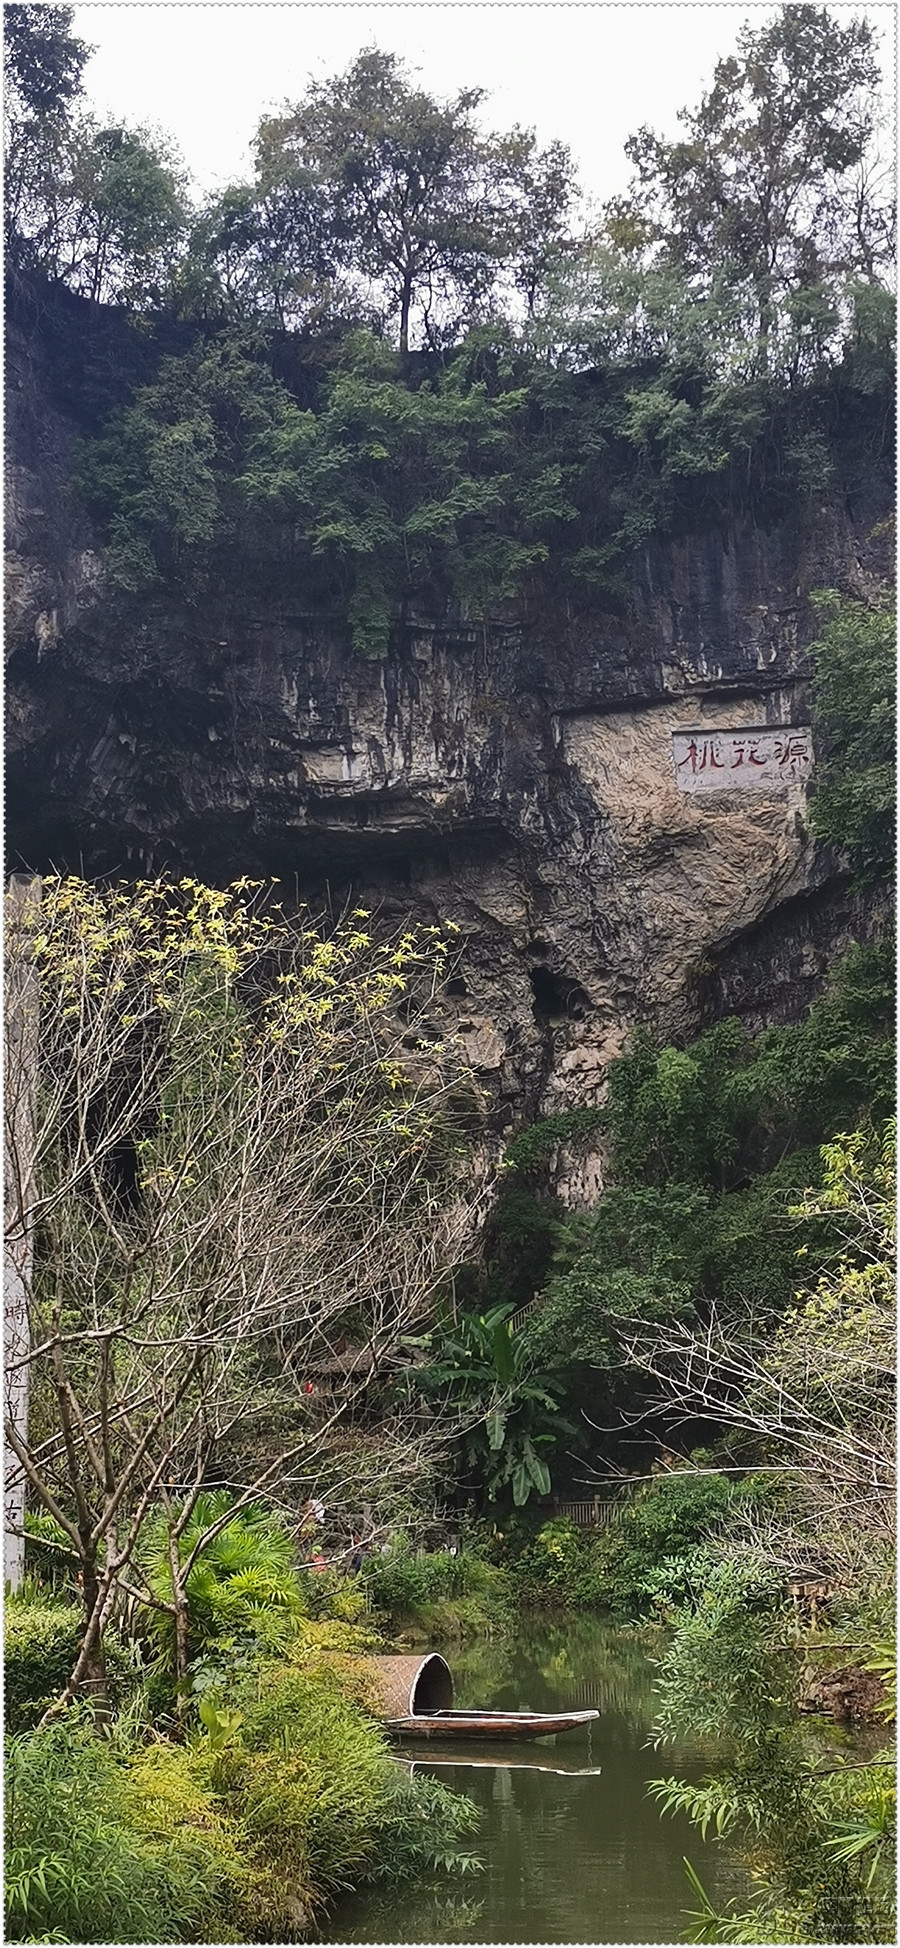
[
  {"xmin": 365, "ymin": 1652, "xmax": 599, "ymax": 1742},
  {"xmin": 384, "ymin": 1707, "xmax": 599, "ymax": 1741},
  {"xmin": 399, "ymin": 1753, "xmax": 603, "ymax": 1775}
]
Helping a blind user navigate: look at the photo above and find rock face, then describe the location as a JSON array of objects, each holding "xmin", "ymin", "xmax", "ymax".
[{"xmin": 5, "ymin": 289, "xmax": 892, "ymax": 1134}]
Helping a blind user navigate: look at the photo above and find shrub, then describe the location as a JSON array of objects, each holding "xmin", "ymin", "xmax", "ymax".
[
  {"xmin": 137, "ymin": 1493, "xmax": 308, "ymax": 1680},
  {"xmin": 5, "ymin": 1712, "xmax": 235, "ymax": 1944},
  {"xmin": 510, "ymin": 1518, "xmax": 598, "ymax": 1606},
  {"xmin": 4, "ymin": 1593, "xmax": 141, "ymax": 1732},
  {"xmin": 5, "ymin": 1636, "xmax": 482, "ymax": 1945},
  {"xmin": 649, "ymin": 1564, "xmax": 894, "ymax": 1943},
  {"xmin": 359, "ymin": 1536, "xmax": 511, "ymax": 1635},
  {"xmin": 584, "ymin": 1472, "xmax": 776, "ymax": 1620},
  {"xmin": 209, "ymin": 1652, "xmax": 480, "ymax": 1923}
]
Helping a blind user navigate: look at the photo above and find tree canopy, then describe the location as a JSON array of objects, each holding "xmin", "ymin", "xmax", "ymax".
[{"xmin": 618, "ymin": 4, "xmax": 893, "ymax": 375}]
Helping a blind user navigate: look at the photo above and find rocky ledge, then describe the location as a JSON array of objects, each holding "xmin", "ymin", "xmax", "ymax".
[{"xmin": 5, "ymin": 292, "xmax": 892, "ymax": 1141}]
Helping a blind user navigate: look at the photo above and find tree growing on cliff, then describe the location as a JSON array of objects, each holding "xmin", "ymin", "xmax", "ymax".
[
  {"xmin": 3, "ymin": 1, "xmax": 89, "ymax": 265},
  {"xmin": 807, "ymin": 588, "xmax": 896, "ymax": 883},
  {"xmin": 4, "ymin": 876, "xmax": 479, "ymax": 1719},
  {"xmin": 255, "ymin": 47, "xmax": 578, "ymax": 348},
  {"xmin": 5, "ymin": 2, "xmax": 187, "ymax": 302},
  {"xmin": 54, "ymin": 120, "xmax": 189, "ymax": 307},
  {"xmin": 73, "ymin": 328, "xmax": 575, "ymax": 650},
  {"xmin": 617, "ymin": 4, "xmax": 893, "ymax": 377}
]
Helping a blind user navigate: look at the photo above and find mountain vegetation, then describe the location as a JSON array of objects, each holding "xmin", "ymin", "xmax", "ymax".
[
  {"xmin": 5, "ymin": 5, "xmax": 894, "ymax": 650},
  {"xmin": 3, "ymin": 5, "xmax": 895, "ymax": 1943}
]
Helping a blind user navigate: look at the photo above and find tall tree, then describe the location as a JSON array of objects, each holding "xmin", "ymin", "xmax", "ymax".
[
  {"xmin": 3, "ymin": 1, "xmax": 88, "ymax": 263},
  {"xmin": 59, "ymin": 121, "xmax": 188, "ymax": 305},
  {"xmin": 3, "ymin": 1, "xmax": 87, "ymax": 117},
  {"xmin": 5, "ymin": 4, "xmax": 186, "ymax": 303},
  {"xmin": 255, "ymin": 47, "xmax": 576, "ymax": 350},
  {"xmin": 492, "ymin": 127, "xmax": 580, "ymax": 321},
  {"xmin": 183, "ymin": 175, "xmax": 345, "ymax": 331},
  {"xmin": 620, "ymin": 5, "xmax": 893, "ymax": 374}
]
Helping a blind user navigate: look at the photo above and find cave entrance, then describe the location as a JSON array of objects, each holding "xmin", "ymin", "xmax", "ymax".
[{"xmin": 528, "ymin": 965, "xmax": 591, "ymax": 1024}]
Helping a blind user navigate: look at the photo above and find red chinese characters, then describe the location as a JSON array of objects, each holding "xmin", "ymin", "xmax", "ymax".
[
  {"xmin": 677, "ymin": 737, "xmax": 725, "ymax": 774},
  {"xmin": 773, "ymin": 733, "xmax": 810, "ymax": 772},
  {"xmin": 672, "ymin": 726, "xmax": 813, "ymax": 793}
]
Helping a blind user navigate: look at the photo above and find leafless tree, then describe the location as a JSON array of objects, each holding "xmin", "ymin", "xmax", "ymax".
[
  {"xmin": 4, "ymin": 877, "xmax": 484, "ymax": 1720},
  {"xmin": 584, "ymin": 1127, "xmax": 895, "ymax": 1577}
]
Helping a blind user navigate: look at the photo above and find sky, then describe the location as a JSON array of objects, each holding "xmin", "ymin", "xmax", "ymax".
[{"xmin": 68, "ymin": 1, "xmax": 897, "ymax": 210}]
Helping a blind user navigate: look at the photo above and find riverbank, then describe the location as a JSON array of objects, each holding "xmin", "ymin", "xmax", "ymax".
[
  {"xmin": 7, "ymin": 1507, "xmax": 893, "ymax": 1944},
  {"xmin": 4, "ymin": 1592, "xmax": 480, "ymax": 1945}
]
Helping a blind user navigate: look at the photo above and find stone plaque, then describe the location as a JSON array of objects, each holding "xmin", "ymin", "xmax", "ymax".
[{"xmin": 672, "ymin": 726, "xmax": 813, "ymax": 794}]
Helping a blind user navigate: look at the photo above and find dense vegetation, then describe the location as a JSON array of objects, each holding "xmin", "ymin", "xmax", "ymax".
[
  {"xmin": 5, "ymin": 1597, "xmax": 482, "ymax": 1943},
  {"xmin": 5, "ymin": 5, "xmax": 894, "ymax": 650}
]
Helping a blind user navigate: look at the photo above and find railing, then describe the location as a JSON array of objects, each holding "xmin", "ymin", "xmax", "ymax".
[
  {"xmin": 553, "ymin": 1497, "xmax": 620, "ymax": 1529},
  {"xmin": 509, "ymin": 1294, "xmax": 542, "ymax": 1335}
]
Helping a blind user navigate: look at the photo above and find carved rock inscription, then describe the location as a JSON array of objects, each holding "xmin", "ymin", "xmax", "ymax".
[{"xmin": 673, "ymin": 726, "xmax": 813, "ymax": 793}]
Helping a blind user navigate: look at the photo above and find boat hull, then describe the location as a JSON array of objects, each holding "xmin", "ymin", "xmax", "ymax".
[{"xmin": 385, "ymin": 1708, "xmax": 599, "ymax": 1740}]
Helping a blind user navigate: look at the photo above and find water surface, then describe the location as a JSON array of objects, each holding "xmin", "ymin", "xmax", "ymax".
[{"xmin": 323, "ymin": 1616, "xmax": 747, "ymax": 1944}]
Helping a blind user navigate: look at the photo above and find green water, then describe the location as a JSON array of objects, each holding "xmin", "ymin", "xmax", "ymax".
[{"xmin": 322, "ymin": 1617, "xmax": 747, "ymax": 1944}]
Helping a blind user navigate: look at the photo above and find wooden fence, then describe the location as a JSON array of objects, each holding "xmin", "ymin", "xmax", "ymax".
[
  {"xmin": 509, "ymin": 1295, "xmax": 542, "ymax": 1335},
  {"xmin": 553, "ymin": 1497, "xmax": 620, "ymax": 1530}
]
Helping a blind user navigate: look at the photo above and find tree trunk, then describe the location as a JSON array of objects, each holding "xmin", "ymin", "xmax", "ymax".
[
  {"xmin": 79, "ymin": 1558, "xmax": 111, "ymax": 1724},
  {"xmin": 398, "ymin": 268, "xmax": 413, "ymax": 353},
  {"xmin": 4, "ymin": 875, "xmax": 41, "ymax": 1591},
  {"xmin": 37, "ymin": 1555, "xmax": 115, "ymax": 1729},
  {"xmin": 168, "ymin": 1524, "xmax": 191, "ymax": 1728}
]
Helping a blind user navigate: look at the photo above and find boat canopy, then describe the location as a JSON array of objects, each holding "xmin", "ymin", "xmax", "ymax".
[{"xmin": 367, "ymin": 1652, "xmax": 454, "ymax": 1718}]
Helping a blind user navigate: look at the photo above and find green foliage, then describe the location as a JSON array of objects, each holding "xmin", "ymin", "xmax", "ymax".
[
  {"xmin": 7, "ymin": 3, "xmax": 889, "ymax": 652},
  {"xmin": 71, "ymin": 291, "xmax": 893, "ymax": 651},
  {"xmin": 252, "ymin": 47, "xmax": 577, "ymax": 349},
  {"xmin": 4, "ymin": 1594, "xmax": 140, "ymax": 1733},
  {"xmin": 4, "ymin": 3, "xmax": 89, "ymax": 267},
  {"xmin": 510, "ymin": 1517, "xmax": 610, "ymax": 1609},
  {"xmin": 75, "ymin": 327, "xmax": 576, "ymax": 646},
  {"xmin": 807, "ymin": 589, "xmax": 895, "ymax": 881},
  {"xmin": 479, "ymin": 938, "xmax": 894, "ymax": 1503},
  {"xmin": 4, "ymin": 1711, "xmax": 234, "ymax": 1943},
  {"xmin": 213, "ymin": 1651, "xmax": 481, "ymax": 1912},
  {"xmin": 359, "ymin": 1534, "xmax": 511, "ymax": 1637},
  {"xmin": 634, "ymin": 1110, "xmax": 897, "ymax": 1937},
  {"xmin": 649, "ymin": 1567, "xmax": 896, "ymax": 1943},
  {"xmin": 136, "ymin": 1492, "xmax": 308, "ymax": 1686},
  {"xmin": 619, "ymin": 5, "xmax": 891, "ymax": 379},
  {"xmin": 416, "ymin": 1304, "xmax": 573, "ymax": 1506},
  {"xmin": 5, "ymin": 1636, "xmax": 482, "ymax": 1944},
  {"xmin": 23, "ymin": 1508, "xmax": 81, "ymax": 1588},
  {"xmin": 503, "ymin": 1107, "xmax": 606, "ymax": 1172},
  {"xmin": 4, "ymin": 5, "xmax": 88, "ymax": 121},
  {"xmin": 7, "ymin": 84, "xmax": 187, "ymax": 305},
  {"xmin": 606, "ymin": 939, "xmax": 894, "ymax": 1191},
  {"xmin": 72, "ymin": 336, "xmax": 287, "ymax": 591},
  {"xmin": 66, "ymin": 122, "xmax": 188, "ymax": 306},
  {"xmin": 521, "ymin": 1152, "xmax": 835, "ymax": 1424},
  {"xmin": 589, "ymin": 1476, "xmax": 776, "ymax": 1622}
]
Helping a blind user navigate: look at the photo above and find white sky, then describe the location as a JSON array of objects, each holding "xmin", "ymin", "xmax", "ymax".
[{"xmin": 68, "ymin": 1, "xmax": 896, "ymax": 208}]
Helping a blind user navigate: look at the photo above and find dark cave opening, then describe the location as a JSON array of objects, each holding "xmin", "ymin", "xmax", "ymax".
[{"xmin": 528, "ymin": 964, "xmax": 591, "ymax": 1023}]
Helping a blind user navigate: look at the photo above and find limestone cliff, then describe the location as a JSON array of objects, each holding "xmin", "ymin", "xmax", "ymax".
[{"xmin": 5, "ymin": 287, "xmax": 892, "ymax": 1141}]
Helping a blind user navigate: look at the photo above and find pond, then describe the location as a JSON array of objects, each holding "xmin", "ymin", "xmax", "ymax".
[{"xmin": 321, "ymin": 1616, "xmax": 748, "ymax": 1944}]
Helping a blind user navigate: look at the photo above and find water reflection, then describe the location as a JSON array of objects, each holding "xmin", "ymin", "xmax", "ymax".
[{"xmin": 322, "ymin": 1618, "xmax": 747, "ymax": 1944}]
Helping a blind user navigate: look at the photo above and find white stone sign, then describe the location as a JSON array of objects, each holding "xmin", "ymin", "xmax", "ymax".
[{"xmin": 672, "ymin": 726, "xmax": 813, "ymax": 794}]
